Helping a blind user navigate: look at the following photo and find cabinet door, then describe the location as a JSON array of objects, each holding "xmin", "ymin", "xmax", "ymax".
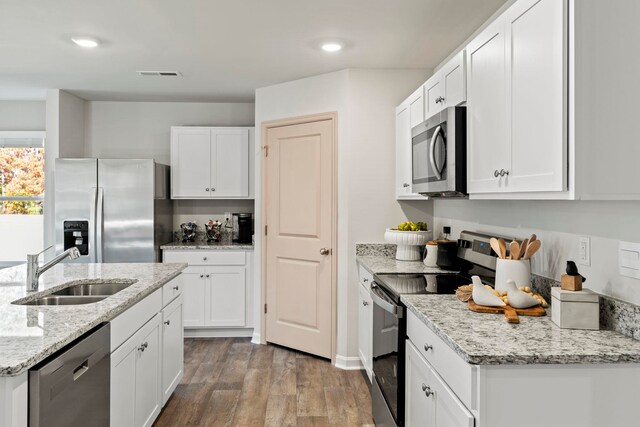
[
  {"xmin": 424, "ymin": 72, "xmax": 444, "ymax": 118},
  {"xmin": 442, "ymin": 51, "xmax": 466, "ymax": 108},
  {"xmin": 204, "ymin": 266, "xmax": 246, "ymax": 327},
  {"xmin": 135, "ymin": 316, "xmax": 161, "ymax": 427},
  {"xmin": 430, "ymin": 367, "xmax": 475, "ymax": 427},
  {"xmin": 170, "ymin": 128, "xmax": 211, "ymax": 198},
  {"xmin": 358, "ymin": 283, "xmax": 373, "ymax": 380},
  {"xmin": 466, "ymin": 18, "xmax": 509, "ymax": 194},
  {"xmin": 408, "ymin": 86, "xmax": 425, "ymax": 129},
  {"xmin": 211, "ymin": 128, "xmax": 249, "ymax": 198},
  {"xmin": 505, "ymin": 0, "xmax": 566, "ymax": 193},
  {"xmin": 161, "ymin": 296, "xmax": 184, "ymax": 405},
  {"xmin": 111, "ymin": 340, "xmax": 137, "ymax": 427},
  {"xmin": 405, "ymin": 341, "xmax": 435, "ymax": 427},
  {"xmin": 182, "ymin": 268, "xmax": 206, "ymax": 328},
  {"xmin": 395, "ymin": 103, "xmax": 414, "ymax": 198}
]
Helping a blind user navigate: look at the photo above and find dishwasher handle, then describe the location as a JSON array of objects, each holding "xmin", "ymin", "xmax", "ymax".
[{"xmin": 370, "ymin": 283, "xmax": 402, "ymax": 318}]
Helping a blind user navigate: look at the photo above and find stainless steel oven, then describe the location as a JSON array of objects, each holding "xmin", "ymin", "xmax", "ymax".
[{"xmin": 411, "ymin": 106, "xmax": 467, "ymax": 197}]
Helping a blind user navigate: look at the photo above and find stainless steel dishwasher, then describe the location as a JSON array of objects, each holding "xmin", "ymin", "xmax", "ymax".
[{"xmin": 29, "ymin": 323, "xmax": 110, "ymax": 427}]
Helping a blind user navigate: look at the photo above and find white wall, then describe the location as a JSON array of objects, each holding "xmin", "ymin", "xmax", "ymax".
[
  {"xmin": 0, "ymin": 101, "xmax": 45, "ymax": 130},
  {"xmin": 84, "ymin": 101, "xmax": 255, "ymax": 164},
  {"xmin": 433, "ymin": 199, "xmax": 640, "ymax": 306},
  {"xmin": 0, "ymin": 215, "xmax": 43, "ymax": 261},
  {"xmin": 255, "ymin": 68, "xmax": 431, "ymax": 362}
]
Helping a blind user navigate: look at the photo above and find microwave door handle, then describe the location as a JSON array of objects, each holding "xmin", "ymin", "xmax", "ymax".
[
  {"xmin": 429, "ymin": 125, "xmax": 442, "ymax": 180},
  {"xmin": 370, "ymin": 283, "xmax": 400, "ymax": 317}
]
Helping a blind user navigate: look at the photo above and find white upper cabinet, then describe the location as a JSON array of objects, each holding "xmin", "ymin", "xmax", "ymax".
[
  {"xmin": 441, "ymin": 51, "xmax": 466, "ymax": 109},
  {"xmin": 408, "ymin": 86, "xmax": 425, "ymax": 129},
  {"xmin": 424, "ymin": 74, "xmax": 444, "ymax": 118},
  {"xmin": 467, "ymin": 0, "xmax": 566, "ymax": 195},
  {"xmin": 396, "ymin": 101, "xmax": 428, "ymax": 200},
  {"xmin": 505, "ymin": 0, "xmax": 566, "ymax": 193},
  {"xmin": 171, "ymin": 127, "xmax": 253, "ymax": 199},
  {"xmin": 467, "ymin": 18, "xmax": 509, "ymax": 194}
]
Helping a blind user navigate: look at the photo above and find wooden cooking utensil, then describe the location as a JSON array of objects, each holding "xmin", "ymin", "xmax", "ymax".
[
  {"xmin": 510, "ymin": 240, "xmax": 520, "ymax": 260},
  {"xmin": 490, "ymin": 238, "xmax": 503, "ymax": 259},
  {"xmin": 529, "ymin": 233, "xmax": 537, "ymax": 244},
  {"xmin": 498, "ymin": 239, "xmax": 507, "ymax": 260},
  {"xmin": 523, "ymin": 239, "xmax": 541, "ymax": 260},
  {"xmin": 519, "ymin": 238, "xmax": 529, "ymax": 260}
]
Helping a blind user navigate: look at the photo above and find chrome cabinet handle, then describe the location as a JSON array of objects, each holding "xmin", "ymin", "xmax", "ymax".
[
  {"xmin": 206, "ymin": 274, "xmax": 210, "ymax": 278},
  {"xmin": 203, "ymin": 257, "xmax": 208, "ymax": 261},
  {"xmin": 363, "ymin": 278, "xmax": 369, "ymax": 283},
  {"xmin": 424, "ymin": 385, "xmax": 434, "ymax": 397},
  {"xmin": 362, "ymin": 301, "xmax": 369, "ymax": 307},
  {"xmin": 422, "ymin": 383, "xmax": 428, "ymax": 392},
  {"xmin": 200, "ymin": 274, "xmax": 204, "ymax": 278},
  {"xmin": 403, "ymin": 183, "xmax": 410, "ymax": 188},
  {"xmin": 499, "ymin": 169, "xmax": 510, "ymax": 177},
  {"xmin": 424, "ymin": 344, "xmax": 433, "ymax": 352},
  {"xmin": 494, "ymin": 170, "xmax": 500, "ymax": 178},
  {"xmin": 320, "ymin": 248, "xmax": 331, "ymax": 255},
  {"xmin": 211, "ymin": 188, "xmax": 216, "ymax": 192},
  {"xmin": 164, "ymin": 320, "xmax": 171, "ymax": 325},
  {"xmin": 205, "ymin": 188, "xmax": 210, "ymax": 192},
  {"xmin": 138, "ymin": 342, "xmax": 148, "ymax": 352},
  {"xmin": 173, "ymin": 286, "xmax": 179, "ymax": 291}
]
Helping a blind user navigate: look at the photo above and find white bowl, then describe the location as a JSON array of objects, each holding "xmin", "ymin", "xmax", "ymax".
[{"xmin": 384, "ymin": 229, "xmax": 432, "ymax": 261}]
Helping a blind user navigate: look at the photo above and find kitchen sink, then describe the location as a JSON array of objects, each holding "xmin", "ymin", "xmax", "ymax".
[
  {"xmin": 51, "ymin": 281, "xmax": 135, "ymax": 297},
  {"xmin": 21, "ymin": 295, "xmax": 108, "ymax": 306}
]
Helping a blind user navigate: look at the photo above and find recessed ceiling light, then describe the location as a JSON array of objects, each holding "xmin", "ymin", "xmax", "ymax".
[
  {"xmin": 71, "ymin": 37, "xmax": 100, "ymax": 48},
  {"xmin": 321, "ymin": 42, "xmax": 343, "ymax": 52}
]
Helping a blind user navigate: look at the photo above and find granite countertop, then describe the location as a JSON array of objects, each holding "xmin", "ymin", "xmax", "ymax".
[
  {"xmin": 356, "ymin": 255, "xmax": 458, "ymax": 275},
  {"xmin": 0, "ymin": 262, "xmax": 187, "ymax": 376},
  {"xmin": 161, "ymin": 241, "xmax": 254, "ymax": 250},
  {"xmin": 402, "ymin": 294, "xmax": 640, "ymax": 365}
]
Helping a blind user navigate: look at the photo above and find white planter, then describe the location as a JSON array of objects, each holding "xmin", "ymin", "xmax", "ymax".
[{"xmin": 384, "ymin": 229, "xmax": 432, "ymax": 261}]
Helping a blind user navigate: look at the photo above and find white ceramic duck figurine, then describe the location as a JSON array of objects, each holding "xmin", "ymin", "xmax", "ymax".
[
  {"xmin": 471, "ymin": 276, "xmax": 505, "ymax": 307},
  {"xmin": 505, "ymin": 280, "xmax": 540, "ymax": 309}
]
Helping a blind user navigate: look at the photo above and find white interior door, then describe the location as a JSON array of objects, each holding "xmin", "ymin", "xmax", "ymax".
[
  {"xmin": 467, "ymin": 18, "xmax": 510, "ymax": 194},
  {"xmin": 170, "ymin": 128, "xmax": 211, "ymax": 198},
  {"xmin": 265, "ymin": 117, "xmax": 335, "ymax": 359},
  {"xmin": 210, "ymin": 128, "xmax": 249, "ymax": 197},
  {"xmin": 505, "ymin": 0, "xmax": 566, "ymax": 193}
]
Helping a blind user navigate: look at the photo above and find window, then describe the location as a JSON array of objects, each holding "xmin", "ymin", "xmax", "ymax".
[{"xmin": 0, "ymin": 132, "xmax": 45, "ymax": 215}]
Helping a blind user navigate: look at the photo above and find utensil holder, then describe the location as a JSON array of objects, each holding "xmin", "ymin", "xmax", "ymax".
[{"xmin": 495, "ymin": 259, "xmax": 531, "ymax": 292}]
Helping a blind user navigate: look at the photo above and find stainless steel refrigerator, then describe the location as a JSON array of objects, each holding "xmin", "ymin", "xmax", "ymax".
[{"xmin": 54, "ymin": 159, "xmax": 173, "ymax": 263}]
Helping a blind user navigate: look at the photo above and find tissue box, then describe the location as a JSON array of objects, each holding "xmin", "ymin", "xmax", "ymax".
[{"xmin": 551, "ymin": 287, "xmax": 599, "ymax": 330}]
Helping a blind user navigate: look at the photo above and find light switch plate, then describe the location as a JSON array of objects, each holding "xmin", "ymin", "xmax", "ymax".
[
  {"xmin": 619, "ymin": 241, "xmax": 640, "ymax": 279},
  {"xmin": 578, "ymin": 236, "xmax": 590, "ymax": 266}
]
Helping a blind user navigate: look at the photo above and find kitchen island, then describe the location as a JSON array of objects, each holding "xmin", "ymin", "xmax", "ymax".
[
  {"xmin": 401, "ymin": 294, "xmax": 640, "ymax": 427},
  {"xmin": 0, "ymin": 262, "xmax": 186, "ymax": 427}
]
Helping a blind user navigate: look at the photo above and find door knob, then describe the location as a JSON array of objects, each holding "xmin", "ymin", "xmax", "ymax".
[{"xmin": 320, "ymin": 248, "xmax": 331, "ymax": 255}]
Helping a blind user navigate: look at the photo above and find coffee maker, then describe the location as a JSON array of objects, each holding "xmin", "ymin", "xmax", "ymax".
[{"xmin": 232, "ymin": 213, "xmax": 253, "ymax": 244}]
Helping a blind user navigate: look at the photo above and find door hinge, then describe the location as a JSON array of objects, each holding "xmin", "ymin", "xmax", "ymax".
[
  {"xmin": 265, "ymin": 225, "xmax": 268, "ymax": 235},
  {"xmin": 264, "ymin": 303, "xmax": 268, "ymax": 314},
  {"xmin": 263, "ymin": 145, "xmax": 269, "ymax": 157}
]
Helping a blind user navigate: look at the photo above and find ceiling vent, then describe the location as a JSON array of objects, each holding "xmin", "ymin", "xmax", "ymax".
[{"xmin": 136, "ymin": 71, "xmax": 182, "ymax": 77}]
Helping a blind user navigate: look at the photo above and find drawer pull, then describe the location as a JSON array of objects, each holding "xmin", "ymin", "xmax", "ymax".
[
  {"xmin": 164, "ymin": 320, "xmax": 171, "ymax": 326},
  {"xmin": 424, "ymin": 344, "xmax": 433, "ymax": 352},
  {"xmin": 172, "ymin": 286, "xmax": 179, "ymax": 291},
  {"xmin": 424, "ymin": 385, "xmax": 434, "ymax": 397},
  {"xmin": 206, "ymin": 274, "xmax": 210, "ymax": 278},
  {"xmin": 203, "ymin": 257, "xmax": 208, "ymax": 261},
  {"xmin": 362, "ymin": 301, "xmax": 369, "ymax": 307},
  {"xmin": 363, "ymin": 278, "xmax": 368, "ymax": 283},
  {"xmin": 200, "ymin": 274, "xmax": 204, "ymax": 278}
]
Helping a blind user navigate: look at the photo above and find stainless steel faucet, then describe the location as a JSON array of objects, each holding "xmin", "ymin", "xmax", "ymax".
[{"xmin": 26, "ymin": 246, "xmax": 81, "ymax": 292}]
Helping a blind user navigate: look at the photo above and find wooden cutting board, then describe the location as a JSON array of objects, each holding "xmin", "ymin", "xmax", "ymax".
[{"xmin": 468, "ymin": 299, "xmax": 546, "ymax": 324}]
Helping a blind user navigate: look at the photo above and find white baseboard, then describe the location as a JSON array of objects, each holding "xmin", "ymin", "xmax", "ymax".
[
  {"xmin": 334, "ymin": 355, "xmax": 363, "ymax": 370},
  {"xmin": 184, "ymin": 328, "xmax": 254, "ymax": 338},
  {"xmin": 251, "ymin": 331, "xmax": 261, "ymax": 344}
]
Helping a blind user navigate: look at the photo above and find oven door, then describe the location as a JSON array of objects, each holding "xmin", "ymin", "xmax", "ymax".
[
  {"xmin": 371, "ymin": 283, "xmax": 405, "ymax": 427},
  {"xmin": 411, "ymin": 113, "xmax": 448, "ymax": 194}
]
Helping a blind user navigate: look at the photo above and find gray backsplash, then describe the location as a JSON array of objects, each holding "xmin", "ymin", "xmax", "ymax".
[{"xmin": 356, "ymin": 243, "xmax": 640, "ymax": 341}]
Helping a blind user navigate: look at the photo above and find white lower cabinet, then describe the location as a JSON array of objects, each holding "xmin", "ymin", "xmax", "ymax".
[
  {"xmin": 163, "ymin": 250, "xmax": 253, "ymax": 335},
  {"xmin": 405, "ymin": 341, "xmax": 474, "ymax": 427},
  {"xmin": 111, "ymin": 314, "xmax": 162, "ymax": 427},
  {"xmin": 110, "ymin": 275, "xmax": 184, "ymax": 427},
  {"xmin": 161, "ymin": 295, "xmax": 184, "ymax": 405},
  {"xmin": 357, "ymin": 282, "xmax": 373, "ymax": 380}
]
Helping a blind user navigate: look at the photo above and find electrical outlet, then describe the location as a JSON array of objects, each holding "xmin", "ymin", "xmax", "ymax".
[
  {"xmin": 578, "ymin": 236, "xmax": 591, "ymax": 266},
  {"xmin": 224, "ymin": 211, "xmax": 231, "ymax": 221}
]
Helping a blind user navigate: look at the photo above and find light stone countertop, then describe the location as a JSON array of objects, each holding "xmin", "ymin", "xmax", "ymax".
[
  {"xmin": 0, "ymin": 262, "xmax": 186, "ymax": 376},
  {"xmin": 402, "ymin": 294, "xmax": 640, "ymax": 365},
  {"xmin": 161, "ymin": 241, "xmax": 254, "ymax": 250},
  {"xmin": 356, "ymin": 255, "xmax": 458, "ymax": 275}
]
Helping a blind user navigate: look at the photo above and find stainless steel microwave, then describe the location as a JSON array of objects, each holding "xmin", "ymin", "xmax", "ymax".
[{"xmin": 411, "ymin": 106, "xmax": 467, "ymax": 197}]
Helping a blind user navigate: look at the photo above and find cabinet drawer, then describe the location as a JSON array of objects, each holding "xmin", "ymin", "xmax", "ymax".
[
  {"xmin": 358, "ymin": 264, "xmax": 373, "ymax": 289},
  {"xmin": 111, "ymin": 288, "xmax": 162, "ymax": 352},
  {"xmin": 162, "ymin": 275, "xmax": 183, "ymax": 308},
  {"xmin": 163, "ymin": 250, "xmax": 246, "ymax": 266},
  {"xmin": 407, "ymin": 309, "xmax": 474, "ymax": 408}
]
